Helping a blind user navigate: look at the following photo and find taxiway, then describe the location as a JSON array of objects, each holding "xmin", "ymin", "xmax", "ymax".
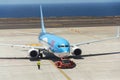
[{"xmin": 0, "ymin": 26, "xmax": 120, "ymax": 80}]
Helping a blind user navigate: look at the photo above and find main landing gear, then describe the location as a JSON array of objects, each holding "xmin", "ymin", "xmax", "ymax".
[{"xmin": 38, "ymin": 49, "xmax": 43, "ymax": 58}]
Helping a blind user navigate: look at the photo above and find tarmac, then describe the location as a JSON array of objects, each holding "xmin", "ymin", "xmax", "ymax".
[{"xmin": 0, "ymin": 26, "xmax": 120, "ymax": 80}]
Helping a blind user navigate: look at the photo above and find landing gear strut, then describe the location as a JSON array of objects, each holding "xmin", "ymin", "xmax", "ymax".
[{"xmin": 38, "ymin": 49, "xmax": 43, "ymax": 58}]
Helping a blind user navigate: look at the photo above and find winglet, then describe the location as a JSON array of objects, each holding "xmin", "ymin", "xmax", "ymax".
[
  {"xmin": 40, "ymin": 5, "xmax": 46, "ymax": 33},
  {"xmin": 116, "ymin": 26, "xmax": 120, "ymax": 38}
]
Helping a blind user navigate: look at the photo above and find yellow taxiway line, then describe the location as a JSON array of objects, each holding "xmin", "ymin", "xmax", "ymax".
[
  {"xmin": 26, "ymin": 43, "xmax": 42, "ymax": 46},
  {"xmin": 50, "ymin": 60, "xmax": 71, "ymax": 80}
]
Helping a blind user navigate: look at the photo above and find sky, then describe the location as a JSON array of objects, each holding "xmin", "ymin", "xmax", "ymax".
[{"xmin": 0, "ymin": 0, "xmax": 120, "ymax": 4}]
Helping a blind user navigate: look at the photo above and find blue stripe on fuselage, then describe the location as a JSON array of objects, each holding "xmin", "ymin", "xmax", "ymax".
[{"xmin": 39, "ymin": 33, "xmax": 70, "ymax": 54}]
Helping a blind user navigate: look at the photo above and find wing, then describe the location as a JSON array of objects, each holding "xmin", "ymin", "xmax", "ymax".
[
  {"xmin": 72, "ymin": 37, "xmax": 118, "ymax": 46},
  {"xmin": 0, "ymin": 43, "xmax": 45, "ymax": 49},
  {"xmin": 72, "ymin": 26, "xmax": 120, "ymax": 46}
]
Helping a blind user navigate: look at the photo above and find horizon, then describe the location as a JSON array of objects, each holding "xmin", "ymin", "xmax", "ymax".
[
  {"xmin": 0, "ymin": 0, "xmax": 120, "ymax": 4},
  {"xmin": 0, "ymin": 2, "xmax": 120, "ymax": 5}
]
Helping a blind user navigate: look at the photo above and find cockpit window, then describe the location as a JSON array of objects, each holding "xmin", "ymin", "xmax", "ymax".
[
  {"xmin": 65, "ymin": 45, "xmax": 69, "ymax": 47},
  {"xmin": 58, "ymin": 45, "xmax": 69, "ymax": 48}
]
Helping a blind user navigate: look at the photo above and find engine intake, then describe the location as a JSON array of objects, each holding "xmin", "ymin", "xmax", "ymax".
[
  {"xmin": 28, "ymin": 49, "xmax": 39, "ymax": 58},
  {"xmin": 71, "ymin": 46, "xmax": 82, "ymax": 56}
]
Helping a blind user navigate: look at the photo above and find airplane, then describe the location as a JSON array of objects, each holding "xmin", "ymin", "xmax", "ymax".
[{"xmin": 0, "ymin": 6, "xmax": 119, "ymax": 59}]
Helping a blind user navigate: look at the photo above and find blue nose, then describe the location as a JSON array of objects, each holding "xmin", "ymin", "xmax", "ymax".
[{"xmin": 62, "ymin": 48, "xmax": 70, "ymax": 53}]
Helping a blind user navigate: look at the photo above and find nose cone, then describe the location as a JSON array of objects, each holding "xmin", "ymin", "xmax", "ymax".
[
  {"xmin": 54, "ymin": 48, "xmax": 70, "ymax": 57},
  {"xmin": 64, "ymin": 51, "xmax": 68, "ymax": 53},
  {"xmin": 60, "ymin": 47, "xmax": 70, "ymax": 53},
  {"xmin": 63, "ymin": 48, "xmax": 70, "ymax": 53},
  {"xmin": 54, "ymin": 52, "xmax": 70, "ymax": 57}
]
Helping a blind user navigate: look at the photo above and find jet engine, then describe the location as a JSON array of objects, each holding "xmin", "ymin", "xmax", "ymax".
[
  {"xmin": 71, "ymin": 46, "xmax": 82, "ymax": 56},
  {"xmin": 28, "ymin": 49, "xmax": 39, "ymax": 58}
]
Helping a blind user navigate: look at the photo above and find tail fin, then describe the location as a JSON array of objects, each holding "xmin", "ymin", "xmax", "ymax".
[
  {"xmin": 116, "ymin": 26, "xmax": 120, "ymax": 38},
  {"xmin": 40, "ymin": 5, "xmax": 46, "ymax": 33}
]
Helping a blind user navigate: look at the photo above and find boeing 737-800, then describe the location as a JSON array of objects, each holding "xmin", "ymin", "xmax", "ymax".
[{"xmin": 0, "ymin": 6, "xmax": 119, "ymax": 59}]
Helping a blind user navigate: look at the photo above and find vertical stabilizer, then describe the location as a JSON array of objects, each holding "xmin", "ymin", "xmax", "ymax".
[
  {"xmin": 40, "ymin": 5, "xmax": 46, "ymax": 33},
  {"xmin": 116, "ymin": 26, "xmax": 120, "ymax": 38}
]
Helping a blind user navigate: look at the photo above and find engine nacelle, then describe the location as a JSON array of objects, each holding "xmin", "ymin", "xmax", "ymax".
[
  {"xmin": 71, "ymin": 46, "xmax": 82, "ymax": 56},
  {"xmin": 28, "ymin": 49, "xmax": 39, "ymax": 58}
]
